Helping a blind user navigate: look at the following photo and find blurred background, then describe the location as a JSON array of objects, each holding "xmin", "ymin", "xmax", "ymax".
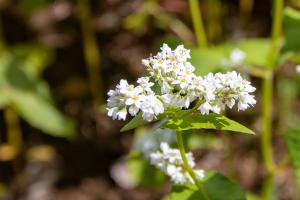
[{"xmin": 0, "ymin": 0, "xmax": 299, "ymax": 199}]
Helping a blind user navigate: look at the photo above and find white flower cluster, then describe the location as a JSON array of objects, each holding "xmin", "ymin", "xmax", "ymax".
[
  {"xmin": 107, "ymin": 77, "xmax": 164, "ymax": 121},
  {"xmin": 150, "ymin": 142, "xmax": 204, "ymax": 184},
  {"xmin": 107, "ymin": 44, "xmax": 256, "ymax": 122}
]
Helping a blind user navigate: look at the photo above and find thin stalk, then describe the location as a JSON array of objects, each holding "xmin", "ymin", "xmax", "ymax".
[
  {"xmin": 4, "ymin": 107, "xmax": 23, "ymax": 154},
  {"xmin": 78, "ymin": 0, "xmax": 104, "ymax": 104},
  {"xmin": 188, "ymin": 0, "xmax": 208, "ymax": 48},
  {"xmin": 260, "ymin": 0, "xmax": 283, "ymax": 199},
  {"xmin": 261, "ymin": 73, "xmax": 275, "ymax": 173},
  {"xmin": 239, "ymin": 0, "xmax": 254, "ymax": 23},
  {"xmin": 176, "ymin": 131, "xmax": 210, "ymax": 200}
]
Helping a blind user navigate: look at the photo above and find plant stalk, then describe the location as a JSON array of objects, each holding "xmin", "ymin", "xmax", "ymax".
[
  {"xmin": 261, "ymin": 0, "xmax": 283, "ymax": 199},
  {"xmin": 4, "ymin": 107, "xmax": 23, "ymax": 153},
  {"xmin": 261, "ymin": 73, "xmax": 275, "ymax": 174},
  {"xmin": 176, "ymin": 131, "xmax": 210, "ymax": 200},
  {"xmin": 78, "ymin": 0, "xmax": 104, "ymax": 105},
  {"xmin": 188, "ymin": 0, "xmax": 208, "ymax": 48}
]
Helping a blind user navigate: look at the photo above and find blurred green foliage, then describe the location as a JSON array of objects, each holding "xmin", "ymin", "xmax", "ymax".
[
  {"xmin": 0, "ymin": 45, "xmax": 75, "ymax": 138},
  {"xmin": 284, "ymin": 126, "xmax": 300, "ymax": 189}
]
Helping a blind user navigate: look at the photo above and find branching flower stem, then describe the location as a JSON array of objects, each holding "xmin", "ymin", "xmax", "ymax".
[{"xmin": 176, "ymin": 131, "xmax": 210, "ymax": 200}]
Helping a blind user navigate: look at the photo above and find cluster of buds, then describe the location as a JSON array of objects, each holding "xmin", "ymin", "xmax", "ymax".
[
  {"xmin": 107, "ymin": 44, "xmax": 256, "ymax": 122},
  {"xmin": 150, "ymin": 142, "xmax": 204, "ymax": 184}
]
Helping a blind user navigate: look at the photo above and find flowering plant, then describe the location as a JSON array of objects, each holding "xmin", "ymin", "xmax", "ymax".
[{"xmin": 107, "ymin": 44, "xmax": 256, "ymax": 199}]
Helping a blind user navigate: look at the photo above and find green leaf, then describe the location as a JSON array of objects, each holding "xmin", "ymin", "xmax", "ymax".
[
  {"xmin": 121, "ymin": 113, "xmax": 147, "ymax": 132},
  {"xmin": 127, "ymin": 151, "xmax": 165, "ymax": 189},
  {"xmin": 169, "ymin": 172, "xmax": 246, "ymax": 200},
  {"xmin": 10, "ymin": 91, "xmax": 76, "ymax": 139},
  {"xmin": 120, "ymin": 107, "xmax": 181, "ymax": 132},
  {"xmin": 0, "ymin": 51, "xmax": 75, "ymax": 138},
  {"xmin": 21, "ymin": 0, "xmax": 49, "ymax": 14},
  {"xmin": 191, "ymin": 45, "xmax": 231, "ymax": 76},
  {"xmin": 161, "ymin": 110, "xmax": 255, "ymax": 135},
  {"xmin": 283, "ymin": 7, "xmax": 300, "ymax": 52},
  {"xmin": 237, "ymin": 38, "xmax": 271, "ymax": 67},
  {"xmin": 11, "ymin": 44, "xmax": 53, "ymax": 77},
  {"xmin": 284, "ymin": 126, "xmax": 300, "ymax": 188}
]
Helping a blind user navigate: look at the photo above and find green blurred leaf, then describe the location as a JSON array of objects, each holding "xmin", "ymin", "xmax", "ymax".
[
  {"xmin": 161, "ymin": 110, "xmax": 255, "ymax": 134},
  {"xmin": 0, "ymin": 50, "xmax": 75, "ymax": 138},
  {"xmin": 168, "ymin": 171, "xmax": 246, "ymax": 200},
  {"xmin": 11, "ymin": 44, "xmax": 53, "ymax": 77},
  {"xmin": 188, "ymin": 133, "xmax": 220, "ymax": 150},
  {"xmin": 21, "ymin": 0, "xmax": 49, "ymax": 14},
  {"xmin": 120, "ymin": 107, "xmax": 181, "ymax": 132},
  {"xmin": 284, "ymin": 127, "xmax": 300, "ymax": 188},
  {"xmin": 11, "ymin": 91, "xmax": 75, "ymax": 139},
  {"xmin": 127, "ymin": 151, "xmax": 165, "ymax": 189},
  {"xmin": 237, "ymin": 38, "xmax": 271, "ymax": 67},
  {"xmin": 191, "ymin": 45, "xmax": 231, "ymax": 76},
  {"xmin": 283, "ymin": 7, "xmax": 300, "ymax": 52},
  {"xmin": 123, "ymin": 13, "xmax": 148, "ymax": 34},
  {"xmin": 0, "ymin": 91, "xmax": 9, "ymax": 109}
]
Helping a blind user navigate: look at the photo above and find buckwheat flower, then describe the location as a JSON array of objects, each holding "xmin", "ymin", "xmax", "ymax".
[
  {"xmin": 230, "ymin": 48, "xmax": 246, "ymax": 65},
  {"xmin": 199, "ymin": 102, "xmax": 212, "ymax": 115},
  {"xmin": 174, "ymin": 45, "xmax": 191, "ymax": 62},
  {"xmin": 137, "ymin": 77, "xmax": 154, "ymax": 94},
  {"xmin": 150, "ymin": 142, "xmax": 205, "ymax": 185},
  {"xmin": 194, "ymin": 169, "xmax": 205, "ymax": 180},
  {"xmin": 140, "ymin": 95, "xmax": 164, "ymax": 122}
]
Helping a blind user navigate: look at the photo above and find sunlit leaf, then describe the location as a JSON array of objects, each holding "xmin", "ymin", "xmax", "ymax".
[
  {"xmin": 161, "ymin": 110, "xmax": 255, "ymax": 134},
  {"xmin": 284, "ymin": 126, "xmax": 300, "ymax": 188}
]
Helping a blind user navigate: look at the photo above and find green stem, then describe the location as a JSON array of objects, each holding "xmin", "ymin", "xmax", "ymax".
[
  {"xmin": 0, "ymin": 19, "xmax": 6, "ymax": 54},
  {"xmin": 261, "ymin": 74, "xmax": 275, "ymax": 173},
  {"xmin": 176, "ymin": 131, "xmax": 210, "ymax": 200},
  {"xmin": 261, "ymin": 73, "xmax": 275, "ymax": 174},
  {"xmin": 261, "ymin": 0, "xmax": 283, "ymax": 199},
  {"xmin": 78, "ymin": 0, "xmax": 104, "ymax": 104},
  {"xmin": 188, "ymin": 0, "xmax": 208, "ymax": 48},
  {"xmin": 4, "ymin": 107, "xmax": 23, "ymax": 153},
  {"xmin": 268, "ymin": 0, "xmax": 283, "ymax": 70}
]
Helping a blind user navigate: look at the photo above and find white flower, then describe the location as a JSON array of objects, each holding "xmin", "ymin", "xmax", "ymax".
[
  {"xmin": 297, "ymin": 65, "xmax": 300, "ymax": 74},
  {"xmin": 194, "ymin": 169, "xmax": 205, "ymax": 180},
  {"xmin": 230, "ymin": 48, "xmax": 246, "ymax": 65},
  {"xmin": 150, "ymin": 142, "xmax": 205, "ymax": 185},
  {"xmin": 199, "ymin": 102, "xmax": 212, "ymax": 115},
  {"xmin": 140, "ymin": 95, "xmax": 164, "ymax": 121}
]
